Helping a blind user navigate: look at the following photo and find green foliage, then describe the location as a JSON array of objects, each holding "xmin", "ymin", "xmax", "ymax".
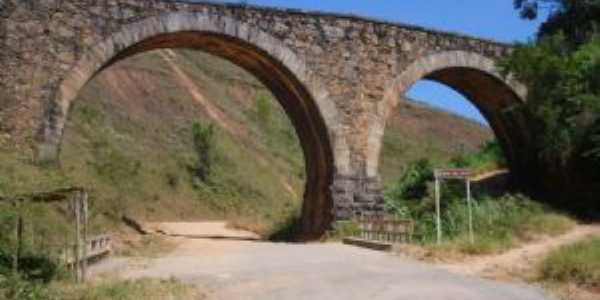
[
  {"xmin": 0, "ymin": 274, "xmax": 55, "ymax": 300},
  {"xmin": 89, "ymin": 141, "xmax": 142, "ymax": 191},
  {"xmin": 384, "ymin": 160, "xmax": 574, "ymax": 254},
  {"xmin": 384, "ymin": 159, "xmax": 434, "ymax": 207},
  {"xmin": 500, "ymin": 35, "xmax": 600, "ymax": 172},
  {"xmin": 0, "ymin": 150, "xmax": 70, "ymax": 198},
  {"xmin": 416, "ymin": 194, "xmax": 572, "ymax": 254},
  {"xmin": 514, "ymin": 0, "xmax": 600, "ymax": 46},
  {"xmin": 582, "ymin": 121, "xmax": 600, "ymax": 168},
  {"xmin": 539, "ymin": 237, "xmax": 600, "ymax": 288},
  {"xmin": 191, "ymin": 121, "xmax": 216, "ymax": 182},
  {"xmin": 0, "ymin": 276, "xmax": 201, "ymax": 300},
  {"xmin": 449, "ymin": 140, "xmax": 506, "ymax": 174}
]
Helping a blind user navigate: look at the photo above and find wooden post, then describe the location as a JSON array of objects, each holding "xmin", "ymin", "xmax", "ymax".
[
  {"xmin": 81, "ymin": 191, "xmax": 88, "ymax": 282},
  {"xmin": 12, "ymin": 200, "xmax": 23, "ymax": 274},
  {"xmin": 16, "ymin": 213, "xmax": 23, "ymax": 270},
  {"xmin": 467, "ymin": 179, "xmax": 474, "ymax": 244},
  {"xmin": 12, "ymin": 201, "xmax": 18, "ymax": 273},
  {"xmin": 435, "ymin": 176, "xmax": 442, "ymax": 245},
  {"xmin": 73, "ymin": 192, "xmax": 82, "ymax": 283}
]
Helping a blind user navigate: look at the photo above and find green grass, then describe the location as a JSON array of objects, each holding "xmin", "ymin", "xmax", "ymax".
[
  {"xmin": 390, "ymin": 192, "xmax": 575, "ymax": 255},
  {"xmin": 539, "ymin": 237, "xmax": 600, "ymax": 288},
  {"xmin": 448, "ymin": 140, "xmax": 506, "ymax": 175},
  {"xmin": 385, "ymin": 141, "xmax": 573, "ymax": 256},
  {"xmin": 0, "ymin": 275, "xmax": 202, "ymax": 300}
]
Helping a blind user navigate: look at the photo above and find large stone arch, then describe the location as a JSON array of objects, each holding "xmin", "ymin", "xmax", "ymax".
[
  {"xmin": 368, "ymin": 50, "xmax": 529, "ymax": 182},
  {"xmin": 35, "ymin": 12, "xmax": 343, "ymax": 239}
]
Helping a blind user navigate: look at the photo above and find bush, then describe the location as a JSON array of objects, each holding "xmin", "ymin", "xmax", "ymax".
[
  {"xmin": 384, "ymin": 159, "xmax": 434, "ymax": 213},
  {"xmin": 0, "ymin": 274, "xmax": 55, "ymax": 300},
  {"xmin": 539, "ymin": 237, "xmax": 600, "ymax": 288},
  {"xmin": 449, "ymin": 140, "xmax": 506, "ymax": 174},
  {"xmin": 387, "ymin": 188, "xmax": 574, "ymax": 254},
  {"xmin": 191, "ymin": 121, "xmax": 216, "ymax": 182},
  {"xmin": 499, "ymin": 35, "xmax": 600, "ymax": 174}
]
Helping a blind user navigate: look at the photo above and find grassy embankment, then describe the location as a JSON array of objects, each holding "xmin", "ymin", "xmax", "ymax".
[
  {"xmin": 539, "ymin": 237, "xmax": 600, "ymax": 296},
  {"xmin": 383, "ymin": 141, "xmax": 575, "ymax": 257}
]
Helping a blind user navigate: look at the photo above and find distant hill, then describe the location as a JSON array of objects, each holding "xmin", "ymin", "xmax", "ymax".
[
  {"xmin": 380, "ymin": 98, "xmax": 492, "ymax": 187},
  {"xmin": 59, "ymin": 49, "xmax": 492, "ymax": 235}
]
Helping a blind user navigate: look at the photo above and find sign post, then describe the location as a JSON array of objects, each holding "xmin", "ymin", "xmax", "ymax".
[
  {"xmin": 434, "ymin": 176, "xmax": 441, "ymax": 244},
  {"xmin": 433, "ymin": 168, "xmax": 473, "ymax": 245}
]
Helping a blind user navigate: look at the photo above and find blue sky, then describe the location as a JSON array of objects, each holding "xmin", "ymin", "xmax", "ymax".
[{"xmin": 238, "ymin": 0, "xmax": 547, "ymax": 124}]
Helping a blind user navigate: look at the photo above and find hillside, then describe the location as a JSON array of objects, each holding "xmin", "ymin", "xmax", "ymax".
[
  {"xmin": 380, "ymin": 98, "xmax": 492, "ymax": 186},
  {"xmin": 56, "ymin": 49, "xmax": 492, "ymax": 236}
]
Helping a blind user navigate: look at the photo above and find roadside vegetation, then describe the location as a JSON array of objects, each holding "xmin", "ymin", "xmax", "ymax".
[
  {"xmin": 503, "ymin": 0, "xmax": 600, "ymax": 214},
  {"xmin": 448, "ymin": 140, "xmax": 506, "ymax": 175},
  {"xmin": 0, "ymin": 274, "xmax": 201, "ymax": 300},
  {"xmin": 384, "ymin": 142, "xmax": 574, "ymax": 256},
  {"xmin": 539, "ymin": 237, "xmax": 600, "ymax": 291}
]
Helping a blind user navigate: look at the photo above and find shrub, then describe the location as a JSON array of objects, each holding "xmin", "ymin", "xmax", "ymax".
[
  {"xmin": 191, "ymin": 122, "xmax": 216, "ymax": 182},
  {"xmin": 449, "ymin": 139, "xmax": 506, "ymax": 174},
  {"xmin": 0, "ymin": 274, "xmax": 55, "ymax": 300},
  {"xmin": 384, "ymin": 159, "xmax": 434, "ymax": 210}
]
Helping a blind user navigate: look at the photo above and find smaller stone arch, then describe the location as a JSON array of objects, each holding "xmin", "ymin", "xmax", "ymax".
[
  {"xmin": 367, "ymin": 50, "xmax": 528, "ymax": 182},
  {"xmin": 35, "ymin": 12, "xmax": 347, "ymax": 238}
]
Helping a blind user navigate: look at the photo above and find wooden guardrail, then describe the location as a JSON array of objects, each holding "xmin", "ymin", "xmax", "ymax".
[
  {"xmin": 353, "ymin": 216, "xmax": 414, "ymax": 244},
  {"xmin": 61, "ymin": 235, "xmax": 112, "ymax": 265}
]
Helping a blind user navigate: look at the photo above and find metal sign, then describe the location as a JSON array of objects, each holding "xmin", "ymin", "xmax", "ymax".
[
  {"xmin": 433, "ymin": 168, "xmax": 474, "ymax": 245},
  {"xmin": 435, "ymin": 168, "xmax": 471, "ymax": 179}
]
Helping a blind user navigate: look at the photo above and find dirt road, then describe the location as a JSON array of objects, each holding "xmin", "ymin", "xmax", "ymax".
[{"xmin": 96, "ymin": 222, "xmax": 556, "ymax": 300}]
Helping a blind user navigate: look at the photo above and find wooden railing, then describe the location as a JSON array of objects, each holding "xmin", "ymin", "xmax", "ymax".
[
  {"xmin": 61, "ymin": 234, "xmax": 112, "ymax": 265},
  {"xmin": 353, "ymin": 216, "xmax": 414, "ymax": 244}
]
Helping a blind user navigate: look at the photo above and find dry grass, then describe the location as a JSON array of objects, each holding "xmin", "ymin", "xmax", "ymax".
[
  {"xmin": 539, "ymin": 237, "xmax": 600, "ymax": 291},
  {"xmin": 50, "ymin": 277, "xmax": 203, "ymax": 300},
  {"xmin": 115, "ymin": 234, "xmax": 179, "ymax": 258}
]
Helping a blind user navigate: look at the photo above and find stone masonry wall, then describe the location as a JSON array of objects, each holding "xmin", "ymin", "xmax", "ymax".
[{"xmin": 0, "ymin": 0, "xmax": 516, "ymax": 225}]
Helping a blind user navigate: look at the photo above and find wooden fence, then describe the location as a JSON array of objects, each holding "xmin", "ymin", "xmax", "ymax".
[
  {"xmin": 61, "ymin": 235, "xmax": 112, "ymax": 265},
  {"xmin": 1, "ymin": 188, "xmax": 109, "ymax": 282},
  {"xmin": 353, "ymin": 216, "xmax": 414, "ymax": 244}
]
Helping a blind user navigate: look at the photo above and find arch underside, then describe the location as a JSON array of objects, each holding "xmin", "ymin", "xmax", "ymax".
[
  {"xmin": 379, "ymin": 51, "xmax": 530, "ymax": 185},
  {"xmin": 424, "ymin": 67, "xmax": 529, "ymax": 178},
  {"xmin": 39, "ymin": 15, "xmax": 337, "ymax": 239}
]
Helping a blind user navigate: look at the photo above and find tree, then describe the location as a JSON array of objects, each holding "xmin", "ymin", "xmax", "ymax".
[
  {"xmin": 500, "ymin": 35, "xmax": 600, "ymax": 172},
  {"xmin": 514, "ymin": 0, "xmax": 600, "ymax": 46},
  {"xmin": 191, "ymin": 122, "xmax": 215, "ymax": 182}
]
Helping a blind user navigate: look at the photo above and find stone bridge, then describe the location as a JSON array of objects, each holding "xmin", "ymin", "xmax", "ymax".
[{"xmin": 0, "ymin": 0, "xmax": 532, "ymax": 238}]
